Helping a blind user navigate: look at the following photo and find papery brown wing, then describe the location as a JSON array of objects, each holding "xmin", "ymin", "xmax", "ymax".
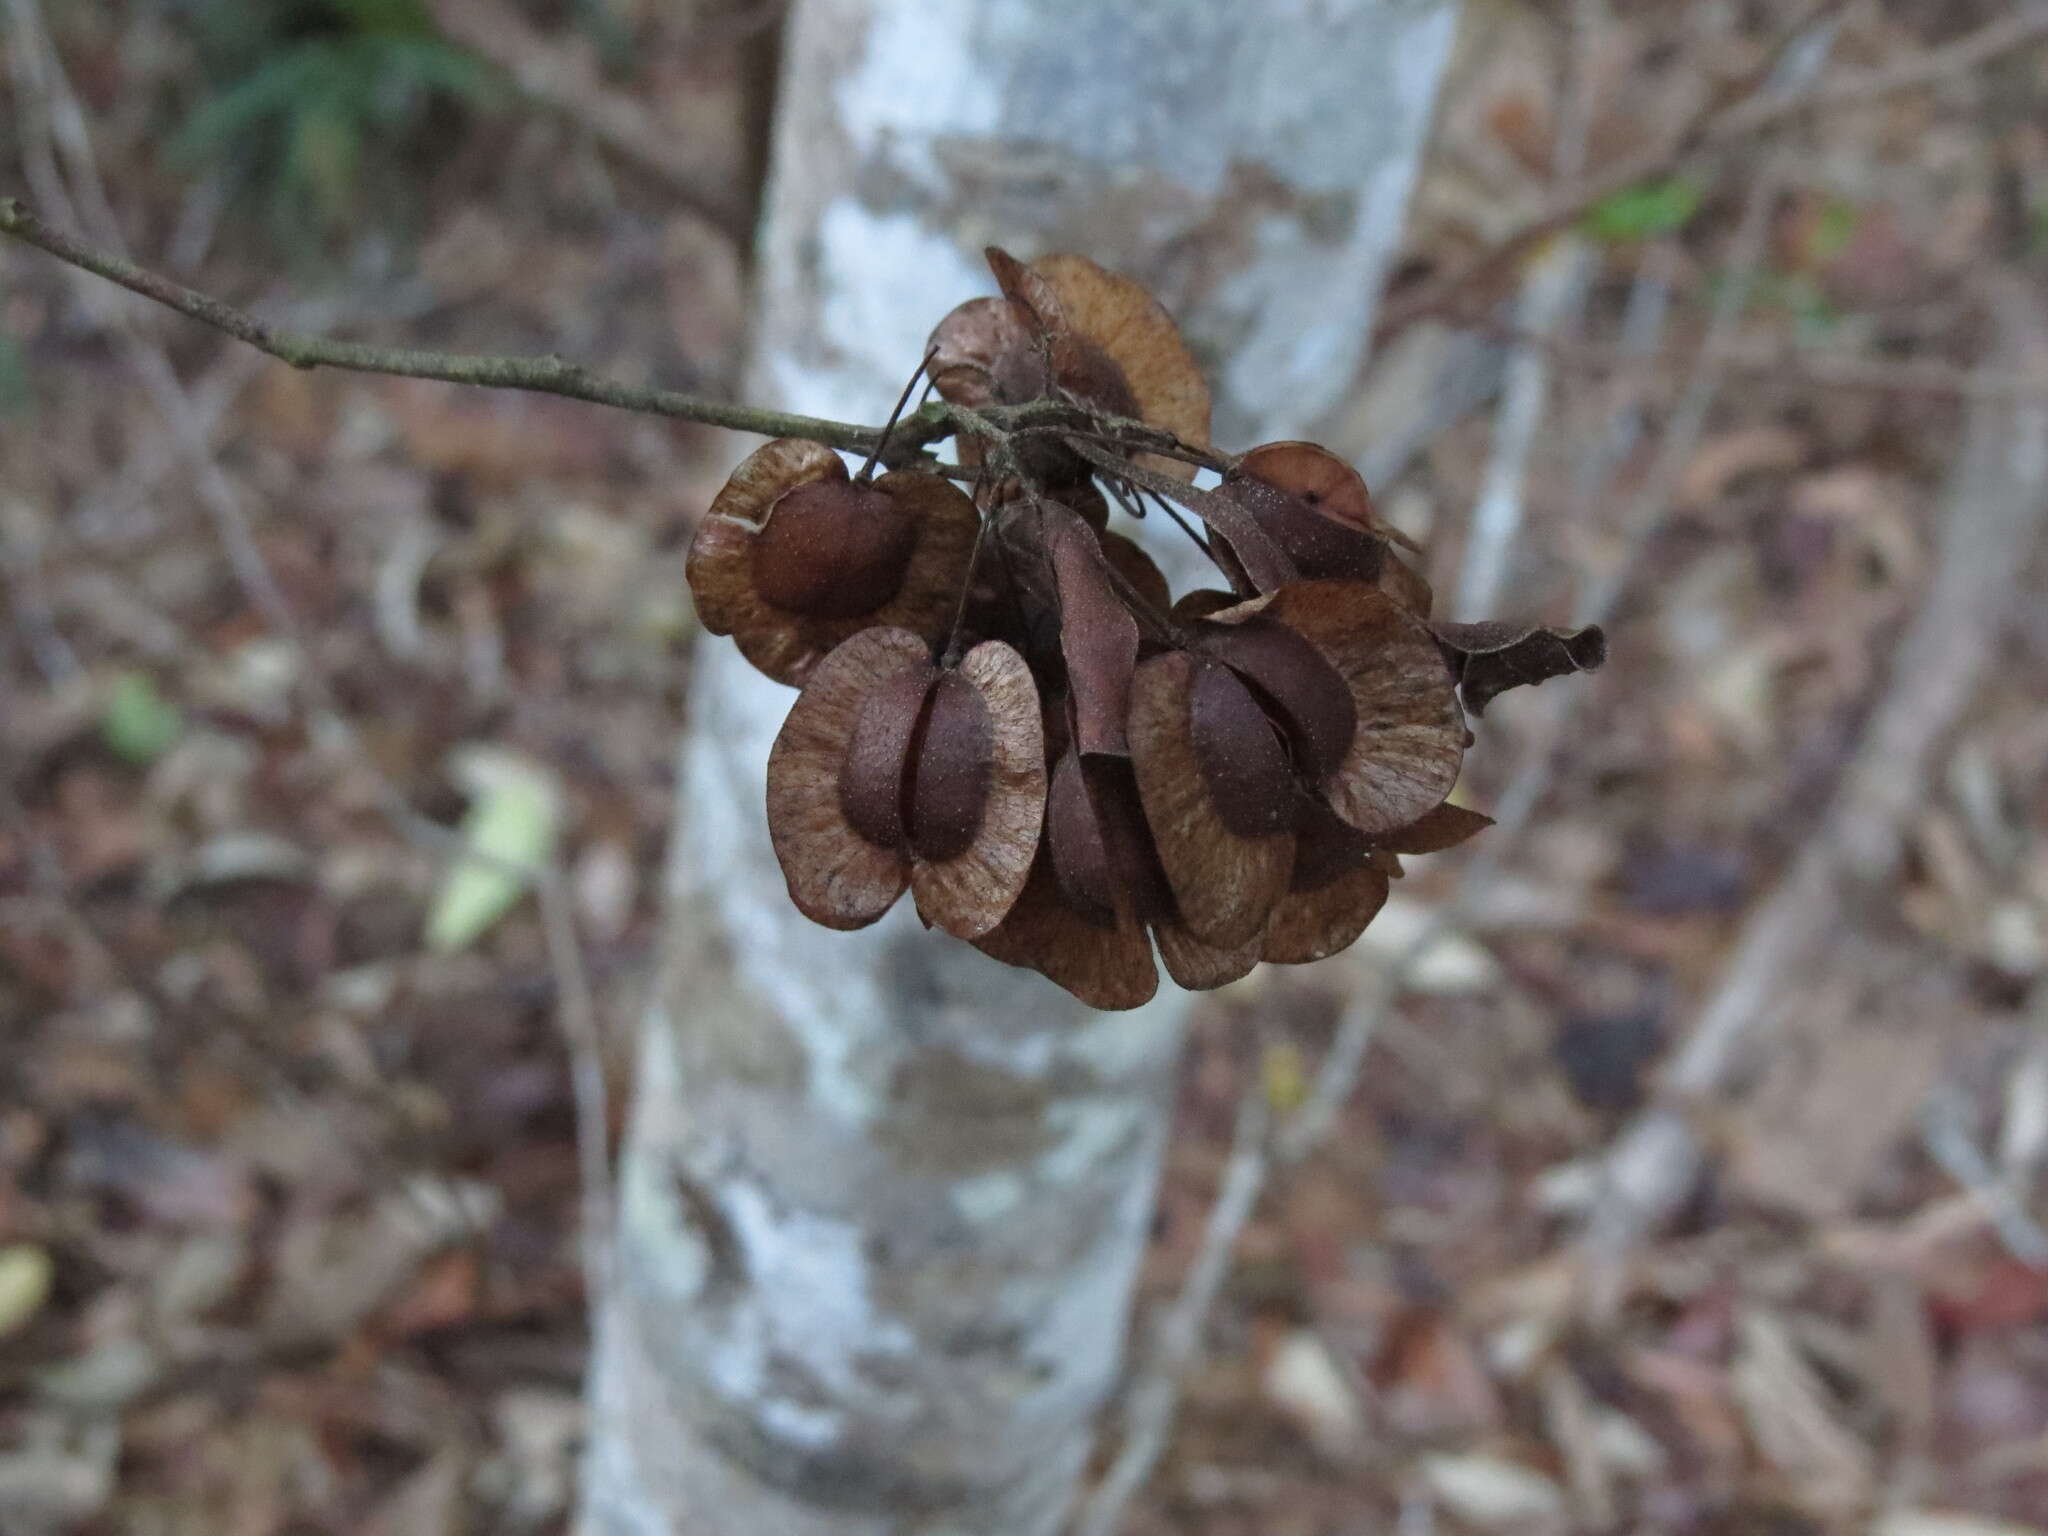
[
  {"xmin": 1154, "ymin": 918, "xmax": 1263, "ymax": 991},
  {"xmin": 1128, "ymin": 650, "xmax": 1293, "ymax": 947},
  {"xmin": 1240, "ymin": 582, "xmax": 1467, "ymax": 836},
  {"xmin": 838, "ymin": 662, "xmax": 936, "ymax": 849},
  {"xmin": 928, "ymin": 295, "xmax": 1036, "ymax": 408},
  {"xmin": 1377, "ymin": 802, "xmax": 1493, "ymax": 855},
  {"xmin": 1047, "ymin": 506, "xmax": 1141, "ymax": 758},
  {"xmin": 1031, "ymin": 251, "xmax": 1212, "ymax": 481},
  {"xmin": 972, "ymin": 849, "xmax": 1159, "ymax": 1011},
  {"xmin": 1199, "ymin": 618, "xmax": 1357, "ymax": 783},
  {"xmin": 1262, "ymin": 863, "xmax": 1390, "ymax": 965},
  {"xmin": 765, "ymin": 628, "xmax": 926, "ymax": 928}
]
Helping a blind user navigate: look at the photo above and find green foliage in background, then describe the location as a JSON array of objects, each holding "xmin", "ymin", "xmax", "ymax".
[
  {"xmin": 101, "ymin": 671, "xmax": 185, "ymax": 766},
  {"xmin": 0, "ymin": 333, "xmax": 30, "ymax": 419},
  {"xmin": 169, "ymin": 0, "xmax": 501, "ymax": 246},
  {"xmin": 1585, "ymin": 177, "xmax": 1703, "ymax": 243}
]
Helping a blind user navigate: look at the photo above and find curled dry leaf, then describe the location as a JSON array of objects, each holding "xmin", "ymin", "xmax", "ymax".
[{"xmin": 1432, "ymin": 619, "xmax": 1607, "ymax": 717}]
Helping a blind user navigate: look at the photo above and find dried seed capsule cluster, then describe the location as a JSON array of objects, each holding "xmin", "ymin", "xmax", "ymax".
[{"xmin": 687, "ymin": 248, "xmax": 1605, "ymax": 1008}]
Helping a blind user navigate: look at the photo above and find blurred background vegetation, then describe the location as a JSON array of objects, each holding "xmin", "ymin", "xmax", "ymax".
[
  {"xmin": 3, "ymin": 3, "xmax": 2047, "ymax": 1534},
  {"xmin": 166, "ymin": 0, "xmax": 502, "ymax": 247}
]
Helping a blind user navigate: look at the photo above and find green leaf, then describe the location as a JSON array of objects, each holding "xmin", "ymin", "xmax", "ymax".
[
  {"xmin": 425, "ymin": 749, "xmax": 560, "ymax": 952},
  {"xmin": 0, "ymin": 1245, "xmax": 54, "ymax": 1339},
  {"xmin": 101, "ymin": 671, "xmax": 185, "ymax": 765},
  {"xmin": 1585, "ymin": 178, "xmax": 1704, "ymax": 242},
  {"xmin": 0, "ymin": 330, "xmax": 31, "ymax": 418},
  {"xmin": 1810, "ymin": 198, "xmax": 1861, "ymax": 264}
]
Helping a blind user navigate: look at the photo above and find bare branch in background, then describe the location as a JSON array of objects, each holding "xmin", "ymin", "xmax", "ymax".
[
  {"xmin": 425, "ymin": 0, "xmax": 754, "ymax": 242},
  {"xmin": 1080, "ymin": 27, "xmax": 1834, "ymax": 1518},
  {"xmin": 1375, "ymin": 2, "xmax": 2048, "ymax": 339},
  {"xmin": 4, "ymin": 0, "xmax": 620, "ymax": 1295},
  {"xmin": 1583, "ymin": 276, "xmax": 2048, "ymax": 1272},
  {"xmin": 0, "ymin": 196, "xmax": 912, "ymax": 455}
]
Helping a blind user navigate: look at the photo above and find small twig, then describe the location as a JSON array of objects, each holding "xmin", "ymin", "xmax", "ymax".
[
  {"xmin": 1074, "ymin": 1090, "xmax": 1271, "ymax": 1536},
  {"xmin": 425, "ymin": 0, "xmax": 754, "ymax": 242},
  {"xmin": 1143, "ymin": 488, "xmax": 1215, "ymax": 564},
  {"xmin": 1583, "ymin": 276, "xmax": 2048, "ymax": 1268},
  {"xmin": 1081, "ymin": 93, "xmax": 1774, "ymax": 1526},
  {"xmin": 1453, "ymin": 234, "xmax": 1590, "ymax": 619},
  {"xmin": 6, "ymin": 0, "xmax": 621, "ymax": 1289},
  {"xmin": 1579, "ymin": 154, "xmax": 1787, "ymax": 624},
  {"xmin": 0, "ymin": 197, "xmax": 911, "ymax": 455},
  {"xmin": 1374, "ymin": 2, "xmax": 2048, "ymax": 340},
  {"xmin": 1921, "ymin": 1085, "xmax": 2048, "ymax": 1269},
  {"xmin": 539, "ymin": 867, "xmax": 615, "ymax": 1295}
]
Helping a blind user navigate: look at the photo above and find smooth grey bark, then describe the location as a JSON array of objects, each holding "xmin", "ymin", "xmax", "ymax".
[{"xmin": 581, "ymin": 3, "xmax": 1459, "ymax": 1532}]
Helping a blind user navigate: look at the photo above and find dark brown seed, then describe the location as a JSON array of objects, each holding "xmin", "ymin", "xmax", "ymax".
[
  {"xmin": 1055, "ymin": 338, "xmax": 1141, "ymax": 418},
  {"xmin": 909, "ymin": 641, "xmax": 1045, "ymax": 940},
  {"xmin": 1200, "ymin": 619, "xmax": 1357, "ymax": 782},
  {"xmin": 1187, "ymin": 659, "xmax": 1295, "ymax": 839},
  {"xmin": 752, "ymin": 479, "xmax": 918, "ymax": 618},
  {"xmin": 907, "ymin": 672, "xmax": 996, "ymax": 862},
  {"xmin": 1239, "ymin": 440, "xmax": 1419, "ymax": 552},
  {"xmin": 838, "ymin": 662, "xmax": 937, "ymax": 848}
]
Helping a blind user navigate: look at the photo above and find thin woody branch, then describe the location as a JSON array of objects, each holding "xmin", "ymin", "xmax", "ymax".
[
  {"xmin": 0, "ymin": 196, "xmax": 1241, "ymax": 479},
  {"xmin": 1374, "ymin": 2, "xmax": 2048, "ymax": 340},
  {"xmin": 0, "ymin": 195, "xmax": 909, "ymax": 455}
]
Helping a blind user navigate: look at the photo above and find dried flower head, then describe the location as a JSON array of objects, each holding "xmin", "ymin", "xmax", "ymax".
[{"xmin": 692, "ymin": 250, "xmax": 1606, "ymax": 1007}]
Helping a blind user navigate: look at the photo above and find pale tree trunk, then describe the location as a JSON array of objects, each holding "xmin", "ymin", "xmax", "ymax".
[{"xmin": 581, "ymin": 3, "xmax": 1459, "ymax": 1532}]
